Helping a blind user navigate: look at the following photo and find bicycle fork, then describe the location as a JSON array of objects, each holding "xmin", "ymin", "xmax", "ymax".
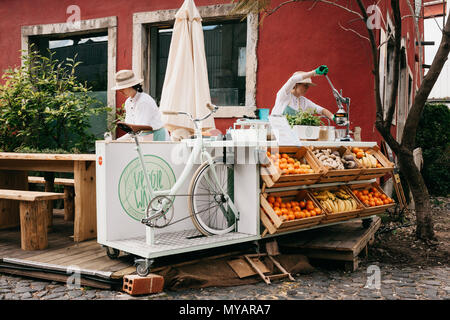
[{"xmin": 201, "ymin": 150, "xmax": 240, "ymax": 230}]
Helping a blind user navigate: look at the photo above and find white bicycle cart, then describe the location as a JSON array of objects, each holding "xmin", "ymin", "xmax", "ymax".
[{"xmin": 95, "ymin": 119, "xmax": 378, "ymax": 275}]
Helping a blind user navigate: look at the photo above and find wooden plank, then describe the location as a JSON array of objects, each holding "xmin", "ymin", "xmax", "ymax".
[
  {"xmin": 28, "ymin": 176, "xmax": 75, "ymax": 187},
  {"xmin": 0, "ymin": 159, "xmax": 74, "ymax": 173},
  {"xmin": 19, "ymin": 201, "xmax": 48, "ymax": 250},
  {"xmin": 0, "ymin": 189, "xmax": 65, "ymax": 202},
  {"xmin": 80, "ymin": 255, "xmax": 128, "ymax": 271},
  {"xmin": 26, "ymin": 241, "xmax": 101, "ymax": 263},
  {"xmin": 40, "ymin": 247, "xmax": 105, "ymax": 266},
  {"xmin": 0, "ymin": 170, "xmax": 28, "ymax": 229},
  {"xmin": 111, "ymin": 266, "xmax": 136, "ymax": 279},
  {"xmin": 0, "ymin": 152, "xmax": 96, "ymax": 161},
  {"xmin": 0, "ymin": 267, "xmax": 112, "ymax": 290},
  {"xmin": 64, "ymin": 186, "xmax": 75, "ymax": 221},
  {"xmin": 73, "ymin": 161, "xmax": 97, "ymax": 242}
]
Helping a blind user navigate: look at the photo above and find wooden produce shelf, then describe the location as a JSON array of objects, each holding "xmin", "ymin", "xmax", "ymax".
[
  {"xmin": 347, "ymin": 182, "xmax": 396, "ymax": 218},
  {"xmin": 260, "ymin": 146, "xmax": 323, "ymax": 188},
  {"xmin": 309, "ymin": 185, "xmax": 362, "ymax": 224},
  {"xmin": 309, "ymin": 146, "xmax": 363, "ymax": 183},
  {"xmin": 350, "ymin": 146, "xmax": 395, "ymax": 181},
  {"xmin": 260, "ymin": 189, "xmax": 324, "ymax": 236}
]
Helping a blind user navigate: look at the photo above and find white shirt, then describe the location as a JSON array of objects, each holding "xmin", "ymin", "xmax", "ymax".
[
  {"xmin": 124, "ymin": 92, "xmax": 164, "ymax": 130},
  {"xmin": 271, "ymin": 73, "xmax": 324, "ymax": 116}
]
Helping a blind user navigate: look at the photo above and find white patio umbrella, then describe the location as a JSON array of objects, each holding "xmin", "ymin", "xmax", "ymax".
[{"xmin": 159, "ymin": 0, "xmax": 215, "ymax": 134}]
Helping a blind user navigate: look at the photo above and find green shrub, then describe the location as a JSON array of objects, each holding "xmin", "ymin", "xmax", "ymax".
[
  {"xmin": 0, "ymin": 47, "xmax": 110, "ymax": 153},
  {"xmin": 415, "ymin": 103, "xmax": 450, "ymax": 196}
]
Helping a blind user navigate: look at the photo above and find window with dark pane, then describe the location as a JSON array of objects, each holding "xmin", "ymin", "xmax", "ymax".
[
  {"xmin": 152, "ymin": 19, "xmax": 247, "ymax": 106},
  {"xmin": 30, "ymin": 32, "xmax": 108, "ymax": 138}
]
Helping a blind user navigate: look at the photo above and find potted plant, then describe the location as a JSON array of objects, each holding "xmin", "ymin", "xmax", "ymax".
[{"xmin": 285, "ymin": 109, "xmax": 324, "ymax": 140}]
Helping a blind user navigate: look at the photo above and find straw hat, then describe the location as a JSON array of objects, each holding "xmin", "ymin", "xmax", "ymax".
[
  {"xmin": 111, "ymin": 70, "xmax": 143, "ymax": 90},
  {"xmin": 294, "ymin": 71, "xmax": 316, "ymax": 87}
]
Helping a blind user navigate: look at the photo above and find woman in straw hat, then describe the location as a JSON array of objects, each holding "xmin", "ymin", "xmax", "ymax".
[
  {"xmin": 271, "ymin": 65, "xmax": 334, "ymax": 122},
  {"xmin": 111, "ymin": 70, "xmax": 169, "ymax": 141}
]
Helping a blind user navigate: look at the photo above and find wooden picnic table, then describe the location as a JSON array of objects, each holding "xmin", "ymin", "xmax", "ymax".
[{"xmin": 0, "ymin": 152, "xmax": 97, "ymax": 242}]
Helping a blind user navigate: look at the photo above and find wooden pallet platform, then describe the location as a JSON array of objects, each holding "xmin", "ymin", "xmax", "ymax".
[
  {"xmin": 0, "ymin": 215, "xmax": 134, "ymax": 289},
  {"xmin": 277, "ymin": 216, "xmax": 381, "ymax": 271}
]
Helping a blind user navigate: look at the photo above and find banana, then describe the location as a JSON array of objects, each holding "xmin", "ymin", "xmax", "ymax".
[
  {"xmin": 339, "ymin": 199, "xmax": 345, "ymax": 212},
  {"xmin": 350, "ymin": 199, "xmax": 357, "ymax": 210},
  {"xmin": 369, "ymin": 154, "xmax": 377, "ymax": 167},
  {"xmin": 322, "ymin": 200, "xmax": 332, "ymax": 213},
  {"xmin": 326, "ymin": 199, "xmax": 335, "ymax": 213},
  {"xmin": 345, "ymin": 199, "xmax": 352, "ymax": 211},
  {"xmin": 328, "ymin": 200, "xmax": 337, "ymax": 213},
  {"xmin": 363, "ymin": 157, "xmax": 370, "ymax": 168}
]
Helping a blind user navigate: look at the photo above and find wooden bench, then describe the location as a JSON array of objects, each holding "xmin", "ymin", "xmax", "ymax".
[
  {"xmin": 28, "ymin": 176, "xmax": 75, "ymax": 222},
  {"xmin": 0, "ymin": 189, "xmax": 65, "ymax": 250}
]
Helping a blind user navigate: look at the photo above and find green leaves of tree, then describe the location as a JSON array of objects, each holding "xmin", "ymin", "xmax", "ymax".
[{"xmin": 0, "ymin": 46, "xmax": 108, "ymax": 153}]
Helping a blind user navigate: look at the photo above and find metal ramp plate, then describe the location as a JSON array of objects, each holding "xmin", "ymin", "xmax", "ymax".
[{"xmin": 104, "ymin": 229, "xmax": 258, "ymax": 259}]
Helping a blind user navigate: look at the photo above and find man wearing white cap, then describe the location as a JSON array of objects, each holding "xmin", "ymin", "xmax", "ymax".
[
  {"xmin": 111, "ymin": 70, "xmax": 168, "ymax": 141},
  {"xmin": 271, "ymin": 65, "xmax": 334, "ymax": 122}
]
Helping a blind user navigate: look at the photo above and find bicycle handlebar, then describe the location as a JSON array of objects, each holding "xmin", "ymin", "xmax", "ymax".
[{"xmin": 162, "ymin": 103, "xmax": 219, "ymax": 124}]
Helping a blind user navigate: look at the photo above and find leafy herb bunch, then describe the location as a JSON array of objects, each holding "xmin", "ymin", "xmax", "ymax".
[{"xmin": 286, "ymin": 108, "xmax": 324, "ymax": 127}]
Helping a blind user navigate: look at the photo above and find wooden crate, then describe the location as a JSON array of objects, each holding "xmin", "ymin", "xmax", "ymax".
[
  {"xmin": 347, "ymin": 182, "xmax": 396, "ymax": 217},
  {"xmin": 260, "ymin": 147, "xmax": 323, "ymax": 188},
  {"xmin": 309, "ymin": 185, "xmax": 362, "ymax": 224},
  {"xmin": 260, "ymin": 189, "xmax": 324, "ymax": 236},
  {"xmin": 308, "ymin": 146, "xmax": 363, "ymax": 183},
  {"xmin": 350, "ymin": 145, "xmax": 395, "ymax": 180}
]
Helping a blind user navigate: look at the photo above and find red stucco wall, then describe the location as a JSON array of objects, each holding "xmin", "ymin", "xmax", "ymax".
[{"xmin": 0, "ymin": 0, "xmax": 422, "ymax": 142}]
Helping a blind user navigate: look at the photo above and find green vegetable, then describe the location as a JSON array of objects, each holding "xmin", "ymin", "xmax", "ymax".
[{"xmin": 286, "ymin": 108, "xmax": 324, "ymax": 127}]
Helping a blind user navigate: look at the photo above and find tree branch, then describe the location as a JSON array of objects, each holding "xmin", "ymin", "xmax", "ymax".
[{"xmin": 338, "ymin": 21, "xmax": 370, "ymax": 42}]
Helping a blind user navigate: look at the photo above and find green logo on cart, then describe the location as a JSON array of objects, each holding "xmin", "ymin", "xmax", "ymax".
[{"xmin": 118, "ymin": 155, "xmax": 176, "ymax": 221}]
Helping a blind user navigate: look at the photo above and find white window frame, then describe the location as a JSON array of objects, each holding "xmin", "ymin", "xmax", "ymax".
[
  {"xmin": 132, "ymin": 4, "xmax": 258, "ymax": 118},
  {"xmin": 21, "ymin": 16, "xmax": 117, "ymax": 128}
]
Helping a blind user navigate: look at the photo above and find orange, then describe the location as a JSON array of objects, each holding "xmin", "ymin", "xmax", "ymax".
[
  {"xmin": 287, "ymin": 158, "xmax": 294, "ymax": 164},
  {"xmin": 288, "ymin": 214, "xmax": 295, "ymax": 221},
  {"xmin": 267, "ymin": 151, "xmax": 271, "ymax": 157},
  {"xmin": 294, "ymin": 211, "xmax": 301, "ymax": 219},
  {"xmin": 285, "ymin": 202, "xmax": 291, "ymax": 209},
  {"xmin": 299, "ymin": 211, "xmax": 306, "ymax": 219},
  {"xmin": 281, "ymin": 153, "xmax": 289, "ymax": 159},
  {"xmin": 268, "ymin": 196, "xmax": 275, "ymax": 204},
  {"xmin": 274, "ymin": 208, "xmax": 282, "ymax": 216},
  {"xmin": 282, "ymin": 214, "xmax": 288, "ymax": 221},
  {"xmin": 294, "ymin": 206, "xmax": 301, "ymax": 212},
  {"xmin": 370, "ymin": 201, "xmax": 376, "ymax": 207},
  {"xmin": 299, "ymin": 201, "xmax": 306, "ymax": 208},
  {"xmin": 305, "ymin": 211, "xmax": 311, "ymax": 218},
  {"xmin": 362, "ymin": 189, "xmax": 369, "ymax": 195},
  {"xmin": 310, "ymin": 210, "xmax": 316, "ymax": 217},
  {"xmin": 381, "ymin": 194, "xmax": 387, "ymax": 200},
  {"xmin": 356, "ymin": 152, "xmax": 364, "ymax": 159},
  {"xmin": 314, "ymin": 207, "xmax": 322, "ymax": 215},
  {"xmin": 306, "ymin": 203, "xmax": 314, "ymax": 210},
  {"xmin": 280, "ymin": 203, "xmax": 286, "ymax": 208},
  {"xmin": 276, "ymin": 197, "xmax": 282, "ymax": 204}
]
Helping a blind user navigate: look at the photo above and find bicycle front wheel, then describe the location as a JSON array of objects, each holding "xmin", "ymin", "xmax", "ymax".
[{"xmin": 188, "ymin": 159, "xmax": 236, "ymax": 236}]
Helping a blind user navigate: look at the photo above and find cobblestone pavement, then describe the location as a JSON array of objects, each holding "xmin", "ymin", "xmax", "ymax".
[{"xmin": 0, "ymin": 261, "xmax": 448, "ymax": 300}]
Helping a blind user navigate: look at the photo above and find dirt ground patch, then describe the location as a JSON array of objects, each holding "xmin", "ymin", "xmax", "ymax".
[{"xmin": 368, "ymin": 196, "xmax": 449, "ymax": 267}]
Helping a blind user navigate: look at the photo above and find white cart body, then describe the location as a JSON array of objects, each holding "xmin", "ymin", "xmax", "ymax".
[{"xmin": 95, "ymin": 139, "xmax": 377, "ymax": 260}]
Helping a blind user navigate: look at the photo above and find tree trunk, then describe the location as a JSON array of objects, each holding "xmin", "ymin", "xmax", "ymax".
[{"xmin": 397, "ymin": 148, "xmax": 435, "ymax": 241}]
